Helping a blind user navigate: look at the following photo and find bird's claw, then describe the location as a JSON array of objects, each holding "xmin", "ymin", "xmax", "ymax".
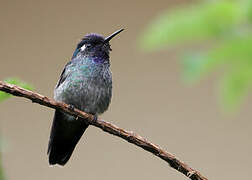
[
  {"xmin": 68, "ymin": 104, "xmax": 79, "ymax": 120},
  {"xmin": 68, "ymin": 104, "xmax": 75, "ymax": 111},
  {"xmin": 187, "ymin": 171, "xmax": 196, "ymax": 177},
  {"xmin": 93, "ymin": 115, "xmax": 98, "ymax": 122}
]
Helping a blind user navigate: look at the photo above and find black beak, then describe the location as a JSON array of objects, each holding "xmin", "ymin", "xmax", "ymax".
[{"xmin": 104, "ymin": 28, "xmax": 124, "ymax": 43}]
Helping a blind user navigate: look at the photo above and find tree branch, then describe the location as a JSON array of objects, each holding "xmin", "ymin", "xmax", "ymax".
[{"xmin": 0, "ymin": 81, "xmax": 207, "ymax": 180}]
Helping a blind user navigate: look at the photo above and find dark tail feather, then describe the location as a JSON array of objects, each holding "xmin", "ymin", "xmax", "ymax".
[{"xmin": 47, "ymin": 110, "xmax": 89, "ymax": 166}]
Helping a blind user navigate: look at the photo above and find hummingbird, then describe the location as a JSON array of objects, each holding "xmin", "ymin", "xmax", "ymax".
[{"xmin": 47, "ymin": 29, "xmax": 124, "ymax": 166}]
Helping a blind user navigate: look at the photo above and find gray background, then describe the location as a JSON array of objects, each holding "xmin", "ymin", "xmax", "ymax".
[{"xmin": 0, "ymin": 0, "xmax": 251, "ymax": 179}]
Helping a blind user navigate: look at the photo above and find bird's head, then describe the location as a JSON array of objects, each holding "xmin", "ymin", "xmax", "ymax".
[{"xmin": 72, "ymin": 29, "xmax": 124, "ymax": 60}]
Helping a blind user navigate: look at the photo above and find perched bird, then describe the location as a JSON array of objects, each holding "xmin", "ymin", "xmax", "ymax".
[{"xmin": 47, "ymin": 29, "xmax": 124, "ymax": 166}]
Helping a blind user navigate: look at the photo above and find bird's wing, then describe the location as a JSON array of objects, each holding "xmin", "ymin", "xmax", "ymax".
[{"xmin": 55, "ymin": 61, "xmax": 71, "ymax": 88}]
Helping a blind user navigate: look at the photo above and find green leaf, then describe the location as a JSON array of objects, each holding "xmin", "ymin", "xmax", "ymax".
[
  {"xmin": 0, "ymin": 153, "xmax": 4, "ymax": 180},
  {"xmin": 219, "ymin": 64, "xmax": 252, "ymax": 109},
  {"xmin": 140, "ymin": 1, "xmax": 246, "ymax": 50},
  {"xmin": 139, "ymin": 0, "xmax": 252, "ymax": 110},
  {"xmin": 181, "ymin": 52, "xmax": 218, "ymax": 83},
  {"xmin": 181, "ymin": 34, "xmax": 252, "ymax": 109},
  {"xmin": 0, "ymin": 78, "xmax": 34, "ymax": 102},
  {"xmin": 182, "ymin": 34, "xmax": 252, "ymax": 83},
  {"xmin": 244, "ymin": 0, "xmax": 252, "ymax": 22}
]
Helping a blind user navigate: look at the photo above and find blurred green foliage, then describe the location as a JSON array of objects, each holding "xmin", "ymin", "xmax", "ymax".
[
  {"xmin": 0, "ymin": 153, "xmax": 4, "ymax": 180},
  {"xmin": 0, "ymin": 78, "xmax": 34, "ymax": 102},
  {"xmin": 0, "ymin": 78, "xmax": 33, "ymax": 180},
  {"xmin": 140, "ymin": 0, "xmax": 252, "ymax": 109}
]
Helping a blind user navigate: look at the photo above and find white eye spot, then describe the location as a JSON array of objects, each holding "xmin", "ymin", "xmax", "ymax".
[{"xmin": 81, "ymin": 44, "xmax": 86, "ymax": 51}]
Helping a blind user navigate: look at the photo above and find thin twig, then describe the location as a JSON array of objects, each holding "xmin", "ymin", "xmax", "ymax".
[{"xmin": 0, "ymin": 81, "xmax": 208, "ymax": 180}]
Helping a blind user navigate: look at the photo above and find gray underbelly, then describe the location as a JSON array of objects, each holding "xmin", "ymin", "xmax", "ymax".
[{"xmin": 54, "ymin": 78, "xmax": 112, "ymax": 115}]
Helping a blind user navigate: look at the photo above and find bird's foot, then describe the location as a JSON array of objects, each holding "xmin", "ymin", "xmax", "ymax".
[
  {"xmin": 68, "ymin": 104, "xmax": 79, "ymax": 120},
  {"xmin": 92, "ymin": 115, "xmax": 98, "ymax": 122},
  {"xmin": 187, "ymin": 170, "xmax": 196, "ymax": 178},
  {"xmin": 68, "ymin": 104, "xmax": 75, "ymax": 111},
  {"xmin": 93, "ymin": 115, "xmax": 98, "ymax": 121}
]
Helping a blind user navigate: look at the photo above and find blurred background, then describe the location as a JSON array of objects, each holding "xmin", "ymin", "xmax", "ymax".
[{"xmin": 0, "ymin": 0, "xmax": 252, "ymax": 179}]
